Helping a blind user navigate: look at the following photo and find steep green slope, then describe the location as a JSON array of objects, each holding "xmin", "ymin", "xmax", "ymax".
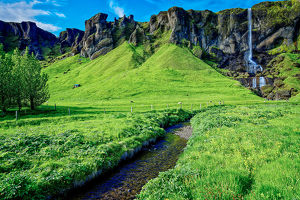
[{"xmin": 45, "ymin": 43, "xmax": 262, "ymax": 109}]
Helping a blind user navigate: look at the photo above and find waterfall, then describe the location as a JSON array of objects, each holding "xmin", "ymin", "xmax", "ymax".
[
  {"xmin": 246, "ymin": 8, "xmax": 266, "ymax": 89},
  {"xmin": 247, "ymin": 8, "xmax": 263, "ymax": 74},
  {"xmin": 259, "ymin": 77, "xmax": 266, "ymax": 88},
  {"xmin": 252, "ymin": 77, "xmax": 257, "ymax": 88}
]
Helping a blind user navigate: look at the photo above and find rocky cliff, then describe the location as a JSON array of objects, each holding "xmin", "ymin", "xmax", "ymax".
[
  {"xmin": 76, "ymin": 1, "xmax": 299, "ymax": 61},
  {"xmin": 58, "ymin": 28, "xmax": 84, "ymax": 54},
  {"xmin": 0, "ymin": 20, "xmax": 58, "ymax": 59},
  {"xmin": 0, "ymin": 21, "xmax": 84, "ymax": 60},
  {"xmin": 76, "ymin": 13, "xmax": 136, "ymax": 59}
]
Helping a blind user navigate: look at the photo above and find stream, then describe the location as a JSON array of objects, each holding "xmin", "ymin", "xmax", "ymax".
[{"xmin": 66, "ymin": 122, "xmax": 190, "ymax": 200}]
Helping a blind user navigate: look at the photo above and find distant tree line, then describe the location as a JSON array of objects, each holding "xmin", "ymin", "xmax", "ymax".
[{"xmin": 0, "ymin": 44, "xmax": 49, "ymax": 113}]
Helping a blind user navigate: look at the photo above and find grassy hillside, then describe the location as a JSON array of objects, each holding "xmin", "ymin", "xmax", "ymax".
[
  {"xmin": 138, "ymin": 104, "xmax": 300, "ymax": 200},
  {"xmin": 45, "ymin": 42, "xmax": 262, "ymax": 111}
]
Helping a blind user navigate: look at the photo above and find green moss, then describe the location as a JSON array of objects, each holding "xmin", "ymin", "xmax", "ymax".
[
  {"xmin": 268, "ymin": 39, "xmax": 296, "ymax": 55},
  {"xmin": 267, "ymin": 53, "xmax": 300, "ymax": 97},
  {"xmin": 253, "ymin": 0, "xmax": 300, "ymax": 29},
  {"xmin": 261, "ymin": 85, "xmax": 274, "ymax": 94},
  {"xmin": 217, "ymin": 8, "xmax": 245, "ymax": 15}
]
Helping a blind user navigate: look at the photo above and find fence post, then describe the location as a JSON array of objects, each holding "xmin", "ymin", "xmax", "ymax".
[
  {"xmin": 167, "ymin": 104, "xmax": 169, "ymax": 109},
  {"xmin": 200, "ymin": 104, "xmax": 202, "ymax": 109},
  {"xmin": 16, "ymin": 111, "xmax": 18, "ymax": 121},
  {"xmin": 104, "ymin": 108, "xmax": 106, "ymax": 114},
  {"xmin": 131, "ymin": 107, "xmax": 133, "ymax": 113},
  {"xmin": 191, "ymin": 104, "xmax": 193, "ymax": 112},
  {"xmin": 68, "ymin": 108, "xmax": 70, "ymax": 116},
  {"xmin": 151, "ymin": 105, "xmax": 153, "ymax": 111}
]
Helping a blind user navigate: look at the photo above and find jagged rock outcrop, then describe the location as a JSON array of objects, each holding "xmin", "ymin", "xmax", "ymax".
[
  {"xmin": 129, "ymin": 25, "xmax": 147, "ymax": 46},
  {"xmin": 79, "ymin": 13, "xmax": 114, "ymax": 59},
  {"xmin": 0, "ymin": 20, "xmax": 57, "ymax": 59},
  {"xmin": 78, "ymin": 13, "xmax": 136, "ymax": 59},
  {"xmin": 58, "ymin": 28, "xmax": 84, "ymax": 54},
  {"xmin": 145, "ymin": 1, "xmax": 299, "ymax": 65}
]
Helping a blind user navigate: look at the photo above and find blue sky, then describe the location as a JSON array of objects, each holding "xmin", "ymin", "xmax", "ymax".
[{"xmin": 0, "ymin": 0, "xmax": 278, "ymax": 36}]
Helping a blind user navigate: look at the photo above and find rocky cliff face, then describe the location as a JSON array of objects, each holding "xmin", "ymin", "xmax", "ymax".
[
  {"xmin": 147, "ymin": 1, "xmax": 299, "ymax": 66},
  {"xmin": 77, "ymin": 13, "xmax": 136, "ymax": 59},
  {"xmin": 75, "ymin": 1, "xmax": 299, "ymax": 64},
  {"xmin": 58, "ymin": 28, "xmax": 84, "ymax": 54},
  {"xmin": 0, "ymin": 20, "xmax": 58, "ymax": 59},
  {"xmin": 0, "ymin": 21, "xmax": 85, "ymax": 60}
]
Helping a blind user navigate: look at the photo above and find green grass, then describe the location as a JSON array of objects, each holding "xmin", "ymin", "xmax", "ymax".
[
  {"xmin": 44, "ymin": 42, "xmax": 262, "ymax": 111},
  {"xmin": 0, "ymin": 108, "xmax": 193, "ymax": 199},
  {"xmin": 1, "ymin": 38, "xmax": 298, "ymax": 200},
  {"xmin": 137, "ymin": 104, "xmax": 300, "ymax": 200}
]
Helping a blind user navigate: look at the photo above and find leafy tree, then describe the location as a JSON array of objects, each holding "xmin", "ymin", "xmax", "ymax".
[
  {"xmin": 22, "ymin": 48, "xmax": 50, "ymax": 110},
  {"xmin": 0, "ymin": 44, "xmax": 13, "ymax": 113},
  {"xmin": 11, "ymin": 48, "xmax": 25, "ymax": 111}
]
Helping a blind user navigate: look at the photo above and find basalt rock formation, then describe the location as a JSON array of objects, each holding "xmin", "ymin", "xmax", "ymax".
[
  {"xmin": 0, "ymin": 20, "xmax": 85, "ymax": 60},
  {"xmin": 0, "ymin": 20, "xmax": 57, "ymax": 59},
  {"xmin": 58, "ymin": 28, "xmax": 84, "ymax": 54},
  {"xmin": 77, "ymin": 13, "xmax": 136, "ymax": 59}
]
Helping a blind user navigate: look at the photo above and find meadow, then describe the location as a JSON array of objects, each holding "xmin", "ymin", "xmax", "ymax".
[
  {"xmin": 44, "ymin": 43, "xmax": 263, "ymax": 109},
  {"xmin": 137, "ymin": 103, "xmax": 300, "ymax": 200},
  {"xmin": 0, "ymin": 41, "xmax": 299, "ymax": 199},
  {"xmin": 0, "ymin": 107, "xmax": 193, "ymax": 199}
]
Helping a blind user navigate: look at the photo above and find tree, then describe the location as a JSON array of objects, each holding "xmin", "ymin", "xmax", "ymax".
[
  {"xmin": 0, "ymin": 44, "xmax": 13, "ymax": 113},
  {"xmin": 22, "ymin": 48, "xmax": 50, "ymax": 110},
  {"xmin": 11, "ymin": 48, "xmax": 25, "ymax": 111}
]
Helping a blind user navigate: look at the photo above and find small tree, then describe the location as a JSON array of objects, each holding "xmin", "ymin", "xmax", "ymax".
[{"xmin": 22, "ymin": 48, "xmax": 50, "ymax": 110}]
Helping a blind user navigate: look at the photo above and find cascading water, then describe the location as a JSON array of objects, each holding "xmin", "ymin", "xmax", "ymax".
[
  {"xmin": 247, "ymin": 8, "xmax": 263, "ymax": 74},
  {"xmin": 259, "ymin": 77, "xmax": 266, "ymax": 88},
  {"xmin": 246, "ymin": 8, "xmax": 266, "ymax": 88},
  {"xmin": 252, "ymin": 77, "xmax": 257, "ymax": 88}
]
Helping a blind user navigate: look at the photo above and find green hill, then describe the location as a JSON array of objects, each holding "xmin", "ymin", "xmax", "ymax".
[{"xmin": 45, "ymin": 43, "xmax": 262, "ymax": 110}]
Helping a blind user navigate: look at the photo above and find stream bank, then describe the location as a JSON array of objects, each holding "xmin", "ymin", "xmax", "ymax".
[{"xmin": 65, "ymin": 122, "xmax": 191, "ymax": 200}]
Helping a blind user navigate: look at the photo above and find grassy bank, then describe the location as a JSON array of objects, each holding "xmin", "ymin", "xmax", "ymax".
[
  {"xmin": 138, "ymin": 103, "xmax": 300, "ymax": 199},
  {"xmin": 0, "ymin": 109, "xmax": 192, "ymax": 199}
]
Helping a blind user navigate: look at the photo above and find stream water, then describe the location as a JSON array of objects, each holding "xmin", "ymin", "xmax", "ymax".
[{"xmin": 65, "ymin": 123, "xmax": 189, "ymax": 200}]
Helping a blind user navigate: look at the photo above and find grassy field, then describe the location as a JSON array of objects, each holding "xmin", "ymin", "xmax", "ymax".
[
  {"xmin": 0, "ymin": 108, "xmax": 193, "ymax": 199},
  {"xmin": 0, "ymin": 40, "xmax": 299, "ymax": 199},
  {"xmin": 137, "ymin": 103, "xmax": 300, "ymax": 200},
  {"xmin": 44, "ymin": 43, "xmax": 263, "ymax": 110}
]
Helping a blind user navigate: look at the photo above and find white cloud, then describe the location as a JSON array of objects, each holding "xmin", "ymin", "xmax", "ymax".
[
  {"xmin": 0, "ymin": 1, "xmax": 63, "ymax": 32},
  {"xmin": 55, "ymin": 12, "xmax": 66, "ymax": 18},
  {"xmin": 35, "ymin": 22, "xmax": 61, "ymax": 31},
  {"xmin": 109, "ymin": 0, "xmax": 125, "ymax": 17}
]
